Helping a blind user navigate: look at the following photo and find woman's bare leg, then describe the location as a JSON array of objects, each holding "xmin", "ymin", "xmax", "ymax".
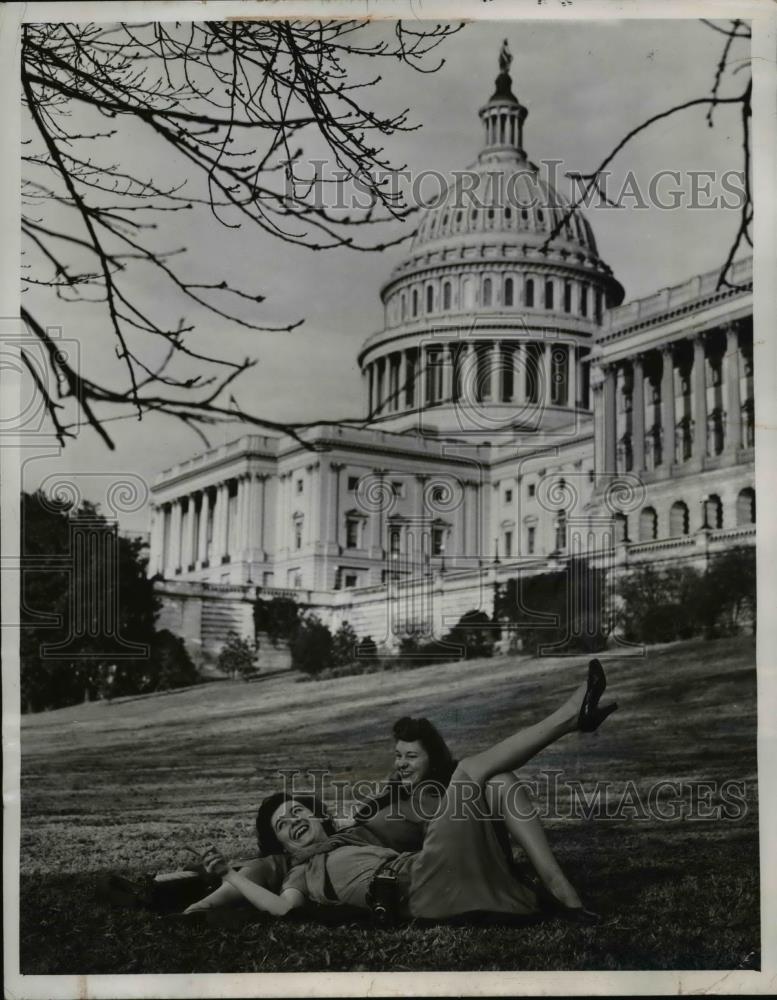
[
  {"xmin": 460, "ymin": 680, "xmax": 588, "ymax": 786},
  {"xmin": 487, "ymin": 773, "xmax": 582, "ymax": 909}
]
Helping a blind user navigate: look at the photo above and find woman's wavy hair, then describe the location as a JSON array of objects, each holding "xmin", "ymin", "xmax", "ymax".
[
  {"xmin": 391, "ymin": 716, "xmax": 457, "ymax": 786},
  {"xmin": 255, "ymin": 792, "xmax": 336, "ymax": 857},
  {"xmin": 353, "ymin": 716, "xmax": 457, "ymax": 823}
]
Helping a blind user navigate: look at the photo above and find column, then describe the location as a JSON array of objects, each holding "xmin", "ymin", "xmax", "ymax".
[
  {"xmin": 632, "ymin": 356, "xmax": 645, "ymax": 473},
  {"xmin": 441, "ymin": 343, "xmax": 453, "ymax": 402},
  {"xmin": 185, "ymin": 496, "xmax": 197, "ymax": 571},
  {"xmin": 513, "ymin": 341, "xmax": 525, "ymax": 404},
  {"xmin": 372, "ymin": 468, "xmax": 387, "ymax": 556},
  {"xmin": 330, "ymin": 463, "xmax": 344, "ymax": 551},
  {"xmin": 149, "ymin": 506, "xmax": 165, "ymax": 576},
  {"xmin": 542, "ymin": 341, "xmax": 552, "ymax": 407},
  {"xmin": 215, "ymin": 483, "xmax": 229, "ymax": 563},
  {"xmin": 592, "ymin": 378, "xmax": 605, "ymax": 477},
  {"xmin": 661, "ymin": 346, "xmax": 675, "ymax": 468},
  {"xmin": 724, "ymin": 324, "xmax": 742, "ymax": 453},
  {"xmin": 418, "ymin": 346, "xmax": 427, "ymax": 408},
  {"xmin": 693, "ymin": 335, "xmax": 707, "ymax": 461},
  {"xmin": 403, "ymin": 350, "xmax": 413, "ymax": 409},
  {"xmin": 489, "ymin": 341, "xmax": 500, "ymax": 401},
  {"xmin": 603, "ymin": 365, "xmax": 617, "ymax": 474},
  {"xmin": 307, "ymin": 461, "xmax": 320, "ymax": 549},
  {"xmin": 170, "ymin": 499, "xmax": 183, "ymax": 573},
  {"xmin": 461, "ymin": 342, "xmax": 475, "ymax": 406},
  {"xmin": 198, "ymin": 489, "xmax": 210, "ymax": 567},
  {"xmin": 568, "ymin": 345, "xmax": 578, "ymax": 411}
]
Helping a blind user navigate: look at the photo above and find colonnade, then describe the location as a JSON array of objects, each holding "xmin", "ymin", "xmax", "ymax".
[
  {"xmin": 595, "ymin": 321, "xmax": 753, "ymax": 476},
  {"xmin": 366, "ymin": 339, "xmax": 590, "ymax": 418},
  {"xmin": 150, "ymin": 472, "xmax": 269, "ymax": 577}
]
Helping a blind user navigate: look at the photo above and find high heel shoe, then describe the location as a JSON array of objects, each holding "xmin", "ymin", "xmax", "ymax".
[{"xmin": 578, "ymin": 658, "xmax": 617, "ymax": 732}]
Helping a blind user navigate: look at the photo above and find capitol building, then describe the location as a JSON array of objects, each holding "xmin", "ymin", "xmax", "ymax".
[{"xmin": 149, "ymin": 50, "xmax": 755, "ymax": 665}]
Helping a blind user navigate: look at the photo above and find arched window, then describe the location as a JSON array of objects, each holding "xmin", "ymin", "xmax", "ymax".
[
  {"xmin": 639, "ymin": 506, "xmax": 658, "ymax": 542},
  {"xmin": 563, "ymin": 281, "xmax": 572, "ymax": 314},
  {"xmin": 412, "ymin": 288, "xmax": 419, "ymax": 317},
  {"xmin": 442, "ymin": 281, "xmax": 452, "ymax": 311},
  {"xmin": 580, "ymin": 284, "xmax": 589, "ymax": 318},
  {"xmin": 426, "ymin": 284, "xmax": 434, "ymax": 313},
  {"xmin": 504, "ymin": 277, "xmax": 514, "ymax": 307},
  {"xmin": 400, "ymin": 294, "xmax": 406, "ymax": 321},
  {"xmin": 525, "ymin": 278, "xmax": 535, "ymax": 308},
  {"xmin": 705, "ymin": 494, "xmax": 723, "ymax": 530},
  {"xmin": 669, "ymin": 500, "xmax": 689, "ymax": 537},
  {"xmin": 544, "ymin": 280, "xmax": 554, "ymax": 310},
  {"xmin": 736, "ymin": 487, "xmax": 755, "ymax": 525},
  {"xmin": 482, "ymin": 277, "xmax": 493, "ymax": 307}
]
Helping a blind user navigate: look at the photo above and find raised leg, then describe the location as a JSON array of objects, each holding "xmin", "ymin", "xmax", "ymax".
[{"xmin": 460, "ymin": 679, "xmax": 589, "ymax": 786}]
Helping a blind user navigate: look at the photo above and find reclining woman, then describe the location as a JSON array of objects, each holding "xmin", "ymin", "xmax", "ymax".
[
  {"xmin": 199, "ymin": 661, "xmax": 616, "ymax": 923},
  {"xmin": 182, "ymin": 715, "xmax": 459, "ymax": 914}
]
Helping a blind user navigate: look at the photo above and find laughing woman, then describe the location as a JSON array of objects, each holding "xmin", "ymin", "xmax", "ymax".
[{"xmin": 200, "ymin": 661, "xmax": 617, "ymax": 923}]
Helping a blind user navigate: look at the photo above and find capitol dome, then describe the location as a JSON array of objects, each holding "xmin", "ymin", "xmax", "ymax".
[{"xmin": 358, "ymin": 42, "xmax": 625, "ymax": 441}]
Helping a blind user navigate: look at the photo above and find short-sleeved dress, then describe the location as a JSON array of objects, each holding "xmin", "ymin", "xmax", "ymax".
[{"xmin": 282, "ymin": 764, "xmax": 538, "ymax": 921}]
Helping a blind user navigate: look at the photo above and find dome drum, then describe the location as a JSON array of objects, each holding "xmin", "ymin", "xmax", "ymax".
[{"xmin": 358, "ymin": 42, "xmax": 623, "ymax": 443}]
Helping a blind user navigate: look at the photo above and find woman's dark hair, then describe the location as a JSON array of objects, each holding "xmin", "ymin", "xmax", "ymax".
[
  {"xmin": 255, "ymin": 793, "xmax": 336, "ymax": 856},
  {"xmin": 392, "ymin": 716, "xmax": 457, "ymax": 786}
]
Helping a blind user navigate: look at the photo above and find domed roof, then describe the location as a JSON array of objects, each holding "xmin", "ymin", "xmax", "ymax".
[{"xmin": 409, "ymin": 161, "xmax": 599, "ymax": 259}]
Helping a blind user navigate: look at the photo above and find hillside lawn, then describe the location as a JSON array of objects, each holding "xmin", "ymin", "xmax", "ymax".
[{"xmin": 19, "ymin": 635, "xmax": 760, "ymax": 974}]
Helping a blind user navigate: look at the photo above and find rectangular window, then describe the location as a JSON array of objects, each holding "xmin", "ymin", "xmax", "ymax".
[
  {"xmin": 544, "ymin": 280, "xmax": 554, "ymax": 310},
  {"xmin": 564, "ymin": 281, "xmax": 572, "ymax": 314},
  {"xmin": 347, "ymin": 476, "xmax": 359, "ymax": 491},
  {"xmin": 296, "ymin": 479, "xmax": 303, "ymax": 494},
  {"xmin": 504, "ymin": 489, "xmax": 512, "ymax": 503},
  {"xmin": 504, "ymin": 530, "xmax": 513, "ymax": 558},
  {"xmin": 294, "ymin": 522, "xmax": 303, "ymax": 550},
  {"xmin": 346, "ymin": 520, "xmax": 359, "ymax": 549},
  {"xmin": 432, "ymin": 527, "xmax": 445, "ymax": 555},
  {"xmin": 344, "ymin": 573, "xmax": 358, "ymax": 589},
  {"xmin": 528, "ymin": 483, "xmax": 536, "ymax": 498},
  {"xmin": 391, "ymin": 481, "xmax": 405, "ymax": 498},
  {"xmin": 527, "ymin": 526, "xmax": 536, "ymax": 554}
]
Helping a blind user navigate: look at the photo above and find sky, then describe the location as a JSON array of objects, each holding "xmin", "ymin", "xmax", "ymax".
[{"xmin": 21, "ymin": 18, "xmax": 750, "ymax": 530}]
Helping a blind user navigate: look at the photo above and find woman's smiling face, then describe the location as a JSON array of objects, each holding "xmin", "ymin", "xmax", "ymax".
[
  {"xmin": 271, "ymin": 799, "xmax": 328, "ymax": 853},
  {"xmin": 394, "ymin": 739, "xmax": 431, "ymax": 789}
]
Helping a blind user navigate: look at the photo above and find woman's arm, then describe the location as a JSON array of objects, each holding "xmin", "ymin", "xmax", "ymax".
[
  {"xmin": 223, "ymin": 870, "xmax": 304, "ymax": 916},
  {"xmin": 201, "ymin": 846, "xmax": 304, "ymax": 917}
]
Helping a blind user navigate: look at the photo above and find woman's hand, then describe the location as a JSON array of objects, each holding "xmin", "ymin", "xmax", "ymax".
[{"xmin": 201, "ymin": 845, "xmax": 230, "ymax": 878}]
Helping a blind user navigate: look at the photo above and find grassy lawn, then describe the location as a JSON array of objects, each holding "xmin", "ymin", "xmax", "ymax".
[{"xmin": 19, "ymin": 636, "xmax": 760, "ymax": 973}]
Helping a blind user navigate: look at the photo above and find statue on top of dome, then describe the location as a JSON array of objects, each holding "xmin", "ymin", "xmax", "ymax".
[{"xmin": 499, "ymin": 39, "xmax": 513, "ymax": 75}]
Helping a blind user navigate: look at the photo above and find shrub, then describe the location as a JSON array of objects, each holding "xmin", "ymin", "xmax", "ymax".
[
  {"xmin": 290, "ymin": 615, "xmax": 334, "ymax": 675},
  {"xmin": 216, "ymin": 631, "xmax": 258, "ymax": 680},
  {"xmin": 142, "ymin": 630, "xmax": 199, "ymax": 691},
  {"xmin": 444, "ymin": 609, "xmax": 498, "ymax": 660},
  {"xmin": 253, "ymin": 596, "xmax": 300, "ymax": 646},
  {"xmin": 332, "ymin": 621, "xmax": 359, "ymax": 668},
  {"xmin": 616, "ymin": 547, "xmax": 756, "ymax": 644},
  {"xmin": 497, "ymin": 560, "xmax": 608, "ymax": 655}
]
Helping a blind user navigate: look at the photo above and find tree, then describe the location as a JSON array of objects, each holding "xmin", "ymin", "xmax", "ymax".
[
  {"xmin": 290, "ymin": 614, "xmax": 334, "ymax": 675},
  {"xmin": 216, "ymin": 631, "xmax": 258, "ymax": 680},
  {"xmin": 150, "ymin": 629, "xmax": 199, "ymax": 691},
  {"xmin": 254, "ymin": 595, "xmax": 300, "ymax": 646},
  {"xmin": 332, "ymin": 620, "xmax": 359, "ymax": 668},
  {"xmin": 21, "ymin": 20, "xmax": 461, "ymax": 449},
  {"xmin": 444, "ymin": 609, "xmax": 498, "ymax": 661},
  {"xmin": 20, "ymin": 490, "xmax": 160, "ymax": 711}
]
